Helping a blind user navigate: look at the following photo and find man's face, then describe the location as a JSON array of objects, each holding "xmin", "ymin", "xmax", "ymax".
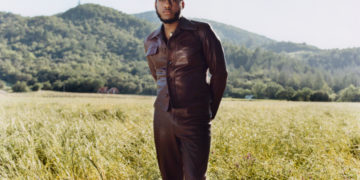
[{"xmin": 155, "ymin": 0, "xmax": 184, "ymax": 24}]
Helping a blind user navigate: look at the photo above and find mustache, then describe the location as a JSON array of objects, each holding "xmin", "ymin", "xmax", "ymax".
[{"xmin": 163, "ymin": 9, "xmax": 172, "ymax": 13}]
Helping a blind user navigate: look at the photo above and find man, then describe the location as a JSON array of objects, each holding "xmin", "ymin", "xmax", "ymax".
[{"xmin": 144, "ymin": 0, "xmax": 228, "ymax": 179}]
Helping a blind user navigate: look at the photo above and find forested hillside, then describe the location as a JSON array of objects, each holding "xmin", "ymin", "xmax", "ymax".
[
  {"xmin": 1, "ymin": 4, "xmax": 359, "ymax": 101},
  {"xmin": 0, "ymin": 4, "xmax": 158, "ymax": 94}
]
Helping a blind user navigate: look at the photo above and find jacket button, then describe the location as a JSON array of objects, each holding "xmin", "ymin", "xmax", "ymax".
[
  {"xmin": 165, "ymin": 93, "xmax": 169, "ymax": 97},
  {"xmin": 168, "ymin": 61, "xmax": 172, "ymax": 65}
]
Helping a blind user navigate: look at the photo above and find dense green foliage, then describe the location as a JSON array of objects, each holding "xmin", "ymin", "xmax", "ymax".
[
  {"xmin": 11, "ymin": 81, "xmax": 29, "ymax": 92},
  {"xmin": 31, "ymin": 82, "xmax": 43, "ymax": 91},
  {"xmin": 0, "ymin": 4, "xmax": 157, "ymax": 95},
  {"xmin": 309, "ymin": 91, "xmax": 330, "ymax": 102},
  {"xmin": 292, "ymin": 87, "xmax": 313, "ymax": 101},
  {"xmin": 337, "ymin": 85, "xmax": 360, "ymax": 102},
  {"xmin": 0, "ymin": 4, "xmax": 360, "ymax": 101},
  {"xmin": 222, "ymin": 42, "xmax": 356, "ymax": 101},
  {"xmin": 301, "ymin": 48, "xmax": 360, "ymax": 70}
]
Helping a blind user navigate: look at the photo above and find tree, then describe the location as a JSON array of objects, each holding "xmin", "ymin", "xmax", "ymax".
[
  {"xmin": 42, "ymin": 81, "xmax": 52, "ymax": 90},
  {"xmin": 337, "ymin": 85, "xmax": 360, "ymax": 102},
  {"xmin": 12, "ymin": 81, "xmax": 29, "ymax": 92},
  {"xmin": 251, "ymin": 81, "xmax": 267, "ymax": 99},
  {"xmin": 310, "ymin": 91, "xmax": 330, "ymax": 102},
  {"xmin": 313, "ymin": 72, "xmax": 326, "ymax": 90},
  {"xmin": 31, "ymin": 83, "xmax": 43, "ymax": 91},
  {"xmin": 122, "ymin": 82, "xmax": 138, "ymax": 94},
  {"xmin": 292, "ymin": 88, "xmax": 313, "ymax": 101},
  {"xmin": 277, "ymin": 72, "xmax": 288, "ymax": 87},
  {"xmin": 264, "ymin": 82, "xmax": 284, "ymax": 99},
  {"xmin": 276, "ymin": 87, "xmax": 295, "ymax": 100},
  {"xmin": 52, "ymin": 80, "xmax": 64, "ymax": 91},
  {"xmin": 92, "ymin": 79, "xmax": 106, "ymax": 92},
  {"xmin": 229, "ymin": 88, "xmax": 252, "ymax": 98},
  {"xmin": 300, "ymin": 73, "xmax": 314, "ymax": 89},
  {"xmin": 288, "ymin": 75, "xmax": 301, "ymax": 90}
]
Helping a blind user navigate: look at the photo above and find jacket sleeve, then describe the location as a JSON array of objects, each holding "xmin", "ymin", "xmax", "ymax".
[
  {"xmin": 202, "ymin": 24, "xmax": 228, "ymax": 120},
  {"xmin": 144, "ymin": 40, "xmax": 157, "ymax": 82}
]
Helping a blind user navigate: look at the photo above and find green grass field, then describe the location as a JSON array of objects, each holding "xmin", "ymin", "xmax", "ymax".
[{"xmin": 1, "ymin": 92, "xmax": 360, "ymax": 179}]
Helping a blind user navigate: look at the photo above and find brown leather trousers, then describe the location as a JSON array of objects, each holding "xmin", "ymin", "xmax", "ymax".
[{"xmin": 153, "ymin": 102, "xmax": 212, "ymax": 180}]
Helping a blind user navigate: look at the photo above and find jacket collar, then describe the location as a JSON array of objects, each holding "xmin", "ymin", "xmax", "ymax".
[
  {"xmin": 178, "ymin": 16, "xmax": 198, "ymax": 31},
  {"xmin": 150, "ymin": 16, "xmax": 198, "ymax": 40}
]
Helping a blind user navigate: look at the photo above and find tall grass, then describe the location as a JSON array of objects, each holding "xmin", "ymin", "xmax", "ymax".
[{"xmin": 1, "ymin": 95, "xmax": 360, "ymax": 179}]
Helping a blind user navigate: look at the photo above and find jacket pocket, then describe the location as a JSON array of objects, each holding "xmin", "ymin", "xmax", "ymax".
[{"xmin": 146, "ymin": 45, "xmax": 158, "ymax": 57}]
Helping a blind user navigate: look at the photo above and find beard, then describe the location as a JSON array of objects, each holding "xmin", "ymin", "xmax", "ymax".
[{"xmin": 155, "ymin": 7, "xmax": 181, "ymax": 24}]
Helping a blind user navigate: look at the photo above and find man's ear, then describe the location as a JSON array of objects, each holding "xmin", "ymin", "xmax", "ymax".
[
  {"xmin": 181, "ymin": 1, "xmax": 185, "ymax": 9},
  {"xmin": 155, "ymin": 1, "xmax": 157, "ymax": 9}
]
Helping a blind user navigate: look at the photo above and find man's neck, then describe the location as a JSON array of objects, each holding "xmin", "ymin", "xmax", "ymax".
[{"xmin": 163, "ymin": 20, "xmax": 180, "ymax": 41}]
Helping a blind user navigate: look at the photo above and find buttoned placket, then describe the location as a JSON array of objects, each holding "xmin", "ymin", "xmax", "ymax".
[
  {"xmin": 168, "ymin": 28, "xmax": 184, "ymax": 108},
  {"xmin": 155, "ymin": 26, "xmax": 182, "ymax": 107},
  {"xmin": 164, "ymin": 33, "xmax": 175, "ymax": 120},
  {"xmin": 162, "ymin": 37, "xmax": 172, "ymax": 99},
  {"xmin": 165, "ymin": 39, "xmax": 171, "ymax": 99},
  {"xmin": 164, "ymin": 28, "xmax": 181, "ymax": 106}
]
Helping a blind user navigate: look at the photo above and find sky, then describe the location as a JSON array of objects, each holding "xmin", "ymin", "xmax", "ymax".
[{"xmin": 0, "ymin": 0, "xmax": 359, "ymax": 50}]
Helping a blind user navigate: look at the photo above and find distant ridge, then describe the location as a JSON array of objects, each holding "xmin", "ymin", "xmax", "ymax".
[
  {"xmin": 132, "ymin": 11, "xmax": 162, "ymax": 24},
  {"xmin": 132, "ymin": 11, "xmax": 275, "ymax": 47}
]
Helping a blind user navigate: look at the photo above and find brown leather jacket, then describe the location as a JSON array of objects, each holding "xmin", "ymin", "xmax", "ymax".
[{"xmin": 144, "ymin": 16, "xmax": 228, "ymax": 120}]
